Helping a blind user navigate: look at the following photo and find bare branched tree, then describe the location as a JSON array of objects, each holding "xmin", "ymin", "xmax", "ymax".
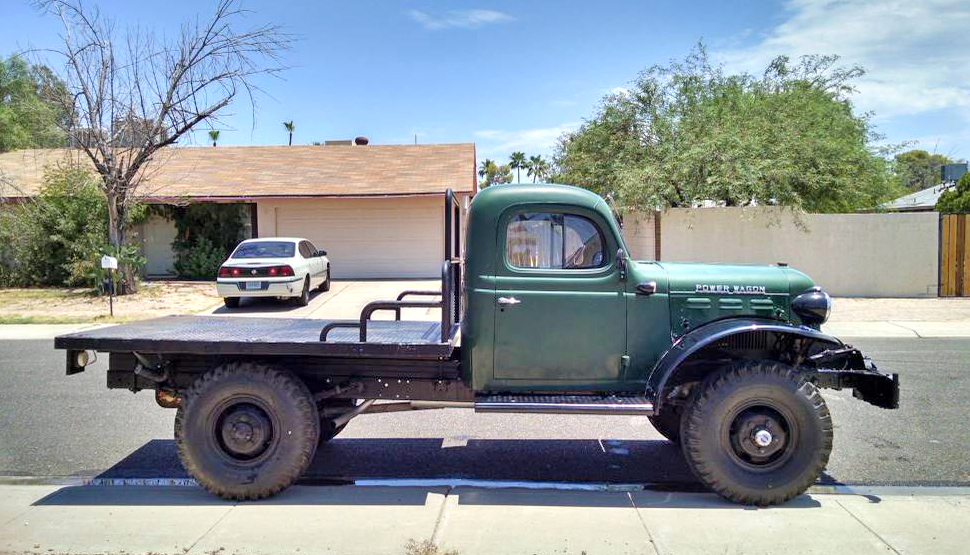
[{"xmin": 33, "ymin": 0, "xmax": 289, "ymax": 291}]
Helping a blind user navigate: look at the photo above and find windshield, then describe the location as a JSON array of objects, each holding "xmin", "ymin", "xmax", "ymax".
[{"xmin": 231, "ymin": 241, "xmax": 295, "ymax": 259}]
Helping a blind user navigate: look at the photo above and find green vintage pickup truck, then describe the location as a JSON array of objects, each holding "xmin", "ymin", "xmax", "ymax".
[{"xmin": 56, "ymin": 183, "xmax": 898, "ymax": 505}]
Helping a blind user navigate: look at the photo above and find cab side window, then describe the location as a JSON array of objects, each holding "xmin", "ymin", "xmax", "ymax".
[{"xmin": 506, "ymin": 212, "xmax": 605, "ymax": 270}]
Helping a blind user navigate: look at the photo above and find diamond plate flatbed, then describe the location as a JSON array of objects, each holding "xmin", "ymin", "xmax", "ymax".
[{"xmin": 54, "ymin": 315, "xmax": 458, "ymax": 359}]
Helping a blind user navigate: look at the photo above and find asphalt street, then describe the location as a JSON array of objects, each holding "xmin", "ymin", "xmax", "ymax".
[{"xmin": 1, "ymin": 337, "xmax": 967, "ymax": 488}]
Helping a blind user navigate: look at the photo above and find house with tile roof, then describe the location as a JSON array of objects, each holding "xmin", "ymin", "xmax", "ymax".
[{"xmin": 0, "ymin": 143, "xmax": 476, "ymax": 278}]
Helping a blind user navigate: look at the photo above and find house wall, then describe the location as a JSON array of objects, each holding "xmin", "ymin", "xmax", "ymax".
[{"xmin": 641, "ymin": 207, "xmax": 939, "ymax": 297}]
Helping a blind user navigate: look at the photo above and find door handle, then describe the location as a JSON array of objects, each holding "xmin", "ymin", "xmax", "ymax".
[
  {"xmin": 636, "ymin": 281, "xmax": 657, "ymax": 296},
  {"xmin": 497, "ymin": 296, "xmax": 521, "ymax": 307}
]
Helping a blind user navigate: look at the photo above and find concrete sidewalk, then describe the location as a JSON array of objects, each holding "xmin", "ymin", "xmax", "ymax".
[{"xmin": 0, "ymin": 484, "xmax": 966, "ymax": 555}]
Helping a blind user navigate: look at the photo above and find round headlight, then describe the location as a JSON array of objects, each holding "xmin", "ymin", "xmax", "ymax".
[{"xmin": 791, "ymin": 286, "xmax": 831, "ymax": 325}]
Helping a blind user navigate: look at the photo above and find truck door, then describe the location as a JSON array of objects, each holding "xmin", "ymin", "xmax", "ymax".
[{"xmin": 492, "ymin": 208, "xmax": 627, "ymax": 387}]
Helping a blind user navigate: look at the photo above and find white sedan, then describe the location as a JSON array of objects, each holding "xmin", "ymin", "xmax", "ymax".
[{"xmin": 216, "ymin": 237, "xmax": 330, "ymax": 308}]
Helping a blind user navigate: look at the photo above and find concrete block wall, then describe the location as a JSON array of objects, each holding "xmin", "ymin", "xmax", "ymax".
[{"xmin": 625, "ymin": 207, "xmax": 940, "ymax": 298}]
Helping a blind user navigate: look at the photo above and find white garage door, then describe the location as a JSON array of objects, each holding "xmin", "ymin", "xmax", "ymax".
[{"xmin": 274, "ymin": 196, "xmax": 442, "ymax": 278}]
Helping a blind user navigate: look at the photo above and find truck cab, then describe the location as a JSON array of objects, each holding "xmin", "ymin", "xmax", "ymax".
[{"xmin": 56, "ymin": 183, "xmax": 899, "ymax": 507}]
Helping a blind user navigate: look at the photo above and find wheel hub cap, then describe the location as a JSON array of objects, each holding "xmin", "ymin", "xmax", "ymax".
[
  {"xmin": 754, "ymin": 429, "xmax": 773, "ymax": 447},
  {"xmin": 218, "ymin": 404, "xmax": 272, "ymax": 459},
  {"xmin": 730, "ymin": 407, "xmax": 789, "ymax": 466}
]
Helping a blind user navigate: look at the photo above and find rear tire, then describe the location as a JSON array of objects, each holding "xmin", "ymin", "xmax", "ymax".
[
  {"xmin": 680, "ymin": 360, "xmax": 832, "ymax": 506},
  {"xmin": 648, "ymin": 404, "xmax": 682, "ymax": 444},
  {"xmin": 294, "ymin": 277, "xmax": 310, "ymax": 306},
  {"xmin": 320, "ymin": 265, "xmax": 331, "ymax": 292},
  {"xmin": 223, "ymin": 297, "xmax": 240, "ymax": 309},
  {"xmin": 174, "ymin": 362, "xmax": 319, "ymax": 500}
]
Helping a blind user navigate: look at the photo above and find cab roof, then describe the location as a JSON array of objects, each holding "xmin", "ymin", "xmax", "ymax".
[{"xmin": 470, "ymin": 183, "xmax": 607, "ymax": 214}]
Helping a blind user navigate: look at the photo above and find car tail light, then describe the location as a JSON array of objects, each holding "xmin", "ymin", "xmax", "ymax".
[
  {"xmin": 279, "ymin": 265, "xmax": 294, "ymax": 277},
  {"xmin": 218, "ymin": 266, "xmax": 241, "ymax": 278}
]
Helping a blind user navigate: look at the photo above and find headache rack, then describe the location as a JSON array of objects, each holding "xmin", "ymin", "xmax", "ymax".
[{"xmin": 320, "ymin": 189, "xmax": 463, "ymax": 344}]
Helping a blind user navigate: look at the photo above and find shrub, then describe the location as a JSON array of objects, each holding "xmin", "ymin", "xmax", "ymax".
[
  {"xmin": 173, "ymin": 236, "xmax": 226, "ymax": 279},
  {"xmin": 170, "ymin": 203, "xmax": 247, "ymax": 279},
  {"xmin": 0, "ymin": 164, "xmax": 145, "ymax": 290}
]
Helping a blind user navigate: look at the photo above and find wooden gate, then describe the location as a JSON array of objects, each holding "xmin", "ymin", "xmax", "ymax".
[{"xmin": 940, "ymin": 214, "xmax": 970, "ymax": 297}]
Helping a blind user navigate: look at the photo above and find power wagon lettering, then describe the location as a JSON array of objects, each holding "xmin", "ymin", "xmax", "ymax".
[{"xmin": 695, "ymin": 284, "xmax": 767, "ymax": 294}]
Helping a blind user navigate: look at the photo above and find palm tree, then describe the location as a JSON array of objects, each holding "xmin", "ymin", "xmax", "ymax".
[
  {"xmin": 478, "ymin": 158, "xmax": 495, "ymax": 180},
  {"xmin": 208, "ymin": 130, "xmax": 219, "ymax": 147},
  {"xmin": 526, "ymin": 155, "xmax": 549, "ymax": 183},
  {"xmin": 509, "ymin": 151, "xmax": 526, "ymax": 183},
  {"xmin": 283, "ymin": 121, "xmax": 295, "ymax": 146}
]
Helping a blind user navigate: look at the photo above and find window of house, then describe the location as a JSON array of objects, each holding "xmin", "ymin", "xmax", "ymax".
[{"xmin": 506, "ymin": 213, "xmax": 606, "ymax": 269}]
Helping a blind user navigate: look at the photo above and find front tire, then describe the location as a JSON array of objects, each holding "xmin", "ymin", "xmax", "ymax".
[
  {"xmin": 680, "ymin": 360, "xmax": 832, "ymax": 506},
  {"xmin": 175, "ymin": 363, "xmax": 319, "ymax": 500}
]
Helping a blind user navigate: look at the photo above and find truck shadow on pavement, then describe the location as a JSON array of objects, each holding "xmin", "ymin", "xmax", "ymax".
[{"xmin": 31, "ymin": 438, "xmax": 827, "ymax": 508}]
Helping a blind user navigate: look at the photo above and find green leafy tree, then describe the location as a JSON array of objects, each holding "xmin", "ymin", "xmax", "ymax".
[
  {"xmin": 284, "ymin": 121, "xmax": 294, "ymax": 146},
  {"xmin": 526, "ymin": 155, "xmax": 550, "ymax": 183},
  {"xmin": 554, "ymin": 44, "xmax": 901, "ymax": 213},
  {"xmin": 477, "ymin": 158, "xmax": 512, "ymax": 188},
  {"xmin": 936, "ymin": 173, "xmax": 970, "ymax": 214},
  {"xmin": 208, "ymin": 130, "xmax": 220, "ymax": 147},
  {"xmin": 0, "ymin": 55, "xmax": 68, "ymax": 152},
  {"xmin": 509, "ymin": 151, "xmax": 526, "ymax": 183},
  {"xmin": 893, "ymin": 149, "xmax": 952, "ymax": 191}
]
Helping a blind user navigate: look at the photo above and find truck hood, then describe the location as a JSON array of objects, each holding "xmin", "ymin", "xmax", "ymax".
[
  {"xmin": 655, "ymin": 262, "xmax": 792, "ymax": 296},
  {"xmin": 650, "ymin": 262, "xmax": 809, "ymax": 336}
]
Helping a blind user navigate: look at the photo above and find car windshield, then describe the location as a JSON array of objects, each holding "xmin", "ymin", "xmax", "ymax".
[{"xmin": 231, "ymin": 241, "xmax": 295, "ymax": 259}]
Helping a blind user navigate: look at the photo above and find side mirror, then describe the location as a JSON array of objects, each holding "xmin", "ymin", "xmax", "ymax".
[
  {"xmin": 616, "ymin": 248, "xmax": 627, "ymax": 281},
  {"xmin": 317, "ymin": 250, "xmax": 327, "ymax": 257}
]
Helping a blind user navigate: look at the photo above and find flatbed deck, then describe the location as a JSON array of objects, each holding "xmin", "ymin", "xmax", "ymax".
[{"xmin": 55, "ymin": 315, "xmax": 458, "ymax": 359}]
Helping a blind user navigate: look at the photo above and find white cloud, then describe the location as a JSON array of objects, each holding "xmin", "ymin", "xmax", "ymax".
[
  {"xmin": 719, "ymin": 0, "xmax": 970, "ymax": 122},
  {"xmin": 408, "ymin": 9, "xmax": 514, "ymax": 30},
  {"xmin": 474, "ymin": 122, "xmax": 580, "ymax": 160}
]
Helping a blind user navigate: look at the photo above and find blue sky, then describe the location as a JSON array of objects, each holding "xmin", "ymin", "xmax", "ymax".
[{"xmin": 3, "ymin": 0, "xmax": 969, "ymax": 164}]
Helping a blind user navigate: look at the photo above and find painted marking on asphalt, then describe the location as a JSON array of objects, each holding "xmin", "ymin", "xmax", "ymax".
[{"xmin": 2, "ymin": 475, "xmax": 970, "ymax": 497}]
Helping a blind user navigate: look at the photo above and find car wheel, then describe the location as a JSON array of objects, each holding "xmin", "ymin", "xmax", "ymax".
[
  {"xmin": 223, "ymin": 297, "xmax": 240, "ymax": 309},
  {"xmin": 680, "ymin": 360, "xmax": 833, "ymax": 506},
  {"xmin": 174, "ymin": 362, "xmax": 319, "ymax": 500},
  {"xmin": 320, "ymin": 265, "xmax": 331, "ymax": 292},
  {"xmin": 294, "ymin": 277, "xmax": 310, "ymax": 306}
]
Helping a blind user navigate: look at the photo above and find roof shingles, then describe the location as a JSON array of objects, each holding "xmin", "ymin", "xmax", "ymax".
[{"xmin": 0, "ymin": 143, "xmax": 476, "ymax": 199}]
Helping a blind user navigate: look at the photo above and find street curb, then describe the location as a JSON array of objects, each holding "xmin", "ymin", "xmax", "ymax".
[{"xmin": 2, "ymin": 476, "xmax": 969, "ymax": 497}]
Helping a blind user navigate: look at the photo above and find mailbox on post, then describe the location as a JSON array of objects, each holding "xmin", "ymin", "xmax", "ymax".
[{"xmin": 100, "ymin": 255, "xmax": 118, "ymax": 316}]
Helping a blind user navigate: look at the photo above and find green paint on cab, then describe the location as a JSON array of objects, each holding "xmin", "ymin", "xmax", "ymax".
[{"xmin": 460, "ymin": 183, "xmax": 818, "ymax": 393}]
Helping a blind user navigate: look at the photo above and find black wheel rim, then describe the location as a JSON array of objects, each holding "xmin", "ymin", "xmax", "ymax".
[
  {"xmin": 724, "ymin": 401, "xmax": 798, "ymax": 471},
  {"xmin": 210, "ymin": 397, "xmax": 278, "ymax": 463}
]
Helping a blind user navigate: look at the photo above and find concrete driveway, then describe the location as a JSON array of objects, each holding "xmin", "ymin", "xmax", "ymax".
[{"xmin": 202, "ymin": 279, "xmax": 441, "ymax": 320}]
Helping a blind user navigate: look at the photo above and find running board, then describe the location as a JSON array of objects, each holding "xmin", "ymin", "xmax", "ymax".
[{"xmin": 474, "ymin": 394, "xmax": 654, "ymax": 415}]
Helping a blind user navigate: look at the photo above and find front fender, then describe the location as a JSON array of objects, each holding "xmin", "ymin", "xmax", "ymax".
[{"xmin": 646, "ymin": 318, "xmax": 843, "ymax": 410}]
